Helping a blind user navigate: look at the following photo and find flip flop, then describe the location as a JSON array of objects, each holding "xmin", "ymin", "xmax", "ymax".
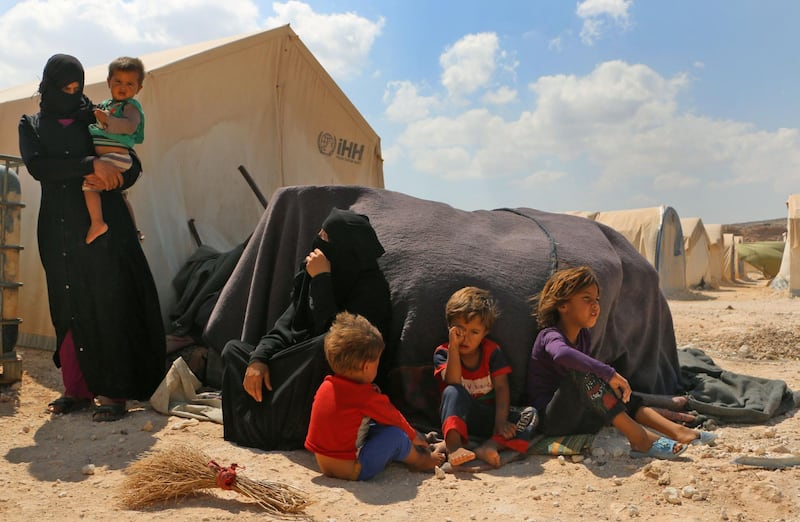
[
  {"xmin": 692, "ymin": 431, "xmax": 718, "ymax": 446},
  {"xmin": 92, "ymin": 402, "xmax": 127, "ymax": 422},
  {"xmin": 448, "ymin": 447, "xmax": 476, "ymax": 466},
  {"xmin": 47, "ymin": 396, "xmax": 91, "ymax": 414},
  {"xmin": 629, "ymin": 436, "xmax": 687, "ymax": 460}
]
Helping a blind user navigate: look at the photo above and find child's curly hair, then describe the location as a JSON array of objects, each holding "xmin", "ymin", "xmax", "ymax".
[
  {"xmin": 324, "ymin": 312, "xmax": 384, "ymax": 375},
  {"xmin": 445, "ymin": 286, "xmax": 499, "ymax": 330},
  {"xmin": 531, "ymin": 266, "xmax": 599, "ymax": 329}
]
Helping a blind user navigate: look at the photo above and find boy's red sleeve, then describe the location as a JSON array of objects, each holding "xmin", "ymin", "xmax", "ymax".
[{"xmin": 363, "ymin": 387, "xmax": 418, "ymax": 441}]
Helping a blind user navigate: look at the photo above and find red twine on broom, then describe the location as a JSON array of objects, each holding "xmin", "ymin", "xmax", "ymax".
[{"xmin": 208, "ymin": 460, "xmax": 243, "ymax": 490}]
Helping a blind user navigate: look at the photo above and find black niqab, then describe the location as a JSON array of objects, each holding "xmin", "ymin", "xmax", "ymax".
[
  {"xmin": 312, "ymin": 208, "xmax": 384, "ymax": 305},
  {"xmin": 38, "ymin": 54, "xmax": 93, "ymax": 119}
]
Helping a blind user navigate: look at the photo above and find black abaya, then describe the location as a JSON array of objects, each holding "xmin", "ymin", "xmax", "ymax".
[
  {"xmin": 221, "ymin": 209, "xmax": 391, "ymax": 450},
  {"xmin": 18, "ymin": 55, "xmax": 165, "ymax": 400}
]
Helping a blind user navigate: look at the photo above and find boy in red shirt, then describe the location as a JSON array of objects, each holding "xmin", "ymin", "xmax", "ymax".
[{"xmin": 305, "ymin": 312, "xmax": 444, "ymax": 480}]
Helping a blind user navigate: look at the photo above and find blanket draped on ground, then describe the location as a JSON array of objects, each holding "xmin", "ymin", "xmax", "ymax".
[
  {"xmin": 204, "ymin": 185, "xmax": 681, "ymax": 431},
  {"xmin": 679, "ymin": 347, "xmax": 799, "ymax": 423}
]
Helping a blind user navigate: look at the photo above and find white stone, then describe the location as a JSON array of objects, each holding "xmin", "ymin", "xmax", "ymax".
[
  {"xmin": 681, "ymin": 485, "xmax": 697, "ymax": 498},
  {"xmin": 663, "ymin": 487, "xmax": 681, "ymax": 505}
]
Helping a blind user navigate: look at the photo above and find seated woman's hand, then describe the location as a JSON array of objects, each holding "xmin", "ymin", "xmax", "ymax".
[
  {"xmin": 305, "ymin": 248, "xmax": 331, "ymax": 277},
  {"xmin": 243, "ymin": 361, "xmax": 272, "ymax": 402}
]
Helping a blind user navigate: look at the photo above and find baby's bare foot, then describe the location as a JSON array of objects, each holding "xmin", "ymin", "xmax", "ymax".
[{"xmin": 86, "ymin": 223, "xmax": 108, "ymax": 244}]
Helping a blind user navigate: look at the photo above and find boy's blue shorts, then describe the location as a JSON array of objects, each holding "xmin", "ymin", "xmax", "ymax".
[{"xmin": 357, "ymin": 424, "xmax": 412, "ymax": 480}]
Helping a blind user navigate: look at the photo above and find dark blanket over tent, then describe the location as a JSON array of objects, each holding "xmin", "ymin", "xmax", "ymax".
[{"xmin": 204, "ymin": 185, "xmax": 681, "ymax": 431}]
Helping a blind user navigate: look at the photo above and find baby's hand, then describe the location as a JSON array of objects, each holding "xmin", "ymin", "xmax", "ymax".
[{"xmin": 93, "ymin": 109, "xmax": 109, "ymax": 126}]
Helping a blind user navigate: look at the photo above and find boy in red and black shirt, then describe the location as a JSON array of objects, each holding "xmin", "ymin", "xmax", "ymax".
[{"xmin": 434, "ymin": 287, "xmax": 534, "ymax": 468}]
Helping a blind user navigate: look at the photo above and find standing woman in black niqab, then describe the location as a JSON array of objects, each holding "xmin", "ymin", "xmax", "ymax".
[
  {"xmin": 18, "ymin": 54, "xmax": 165, "ymax": 421},
  {"xmin": 221, "ymin": 208, "xmax": 391, "ymax": 450}
]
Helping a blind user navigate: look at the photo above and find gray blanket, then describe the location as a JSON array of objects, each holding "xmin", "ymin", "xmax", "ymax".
[
  {"xmin": 204, "ymin": 185, "xmax": 681, "ymax": 429},
  {"xmin": 679, "ymin": 347, "xmax": 799, "ymax": 423}
]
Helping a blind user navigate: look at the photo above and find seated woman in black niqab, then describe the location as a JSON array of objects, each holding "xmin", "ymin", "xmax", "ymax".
[{"xmin": 221, "ymin": 208, "xmax": 391, "ymax": 450}]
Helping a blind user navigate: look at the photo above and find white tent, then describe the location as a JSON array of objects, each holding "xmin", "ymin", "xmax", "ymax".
[
  {"xmin": 722, "ymin": 234, "xmax": 747, "ymax": 282},
  {"xmin": 566, "ymin": 206, "xmax": 687, "ymax": 292},
  {"xmin": 681, "ymin": 217, "xmax": 714, "ymax": 288},
  {"xmin": 0, "ymin": 26, "xmax": 384, "ymax": 350},
  {"xmin": 772, "ymin": 194, "xmax": 800, "ymax": 295},
  {"xmin": 704, "ymin": 223, "xmax": 725, "ymax": 288}
]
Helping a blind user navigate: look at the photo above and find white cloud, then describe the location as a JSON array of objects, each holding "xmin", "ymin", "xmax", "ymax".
[
  {"xmin": 386, "ymin": 59, "xmax": 800, "ymax": 209},
  {"xmin": 511, "ymin": 170, "xmax": 568, "ymax": 188},
  {"xmin": 383, "ymin": 80, "xmax": 438, "ymax": 123},
  {"xmin": 548, "ymin": 37, "xmax": 563, "ymax": 51},
  {"xmin": 439, "ymin": 32, "xmax": 499, "ymax": 99},
  {"xmin": 653, "ymin": 173, "xmax": 700, "ymax": 190},
  {"xmin": 0, "ymin": 0, "xmax": 260, "ymax": 88},
  {"xmin": 0, "ymin": 0, "xmax": 383, "ymax": 90},
  {"xmin": 482, "ymin": 86, "xmax": 517, "ymax": 105},
  {"xmin": 576, "ymin": 0, "xmax": 632, "ymax": 45},
  {"xmin": 266, "ymin": 0, "xmax": 384, "ymax": 80}
]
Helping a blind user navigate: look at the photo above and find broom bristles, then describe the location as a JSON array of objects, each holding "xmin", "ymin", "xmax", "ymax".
[{"xmin": 119, "ymin": 445, "xmax": 310, "ymax": 517}]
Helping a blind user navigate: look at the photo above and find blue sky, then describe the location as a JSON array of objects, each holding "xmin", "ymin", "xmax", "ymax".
[{"xmin": 0, "ymin": 0, "xmax": 797, "ymax": 224}]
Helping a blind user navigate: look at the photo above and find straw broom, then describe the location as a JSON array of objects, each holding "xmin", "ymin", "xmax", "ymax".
[{"xmin": 118, "ymin": 444, "xmax": 311, "ymax": 517}]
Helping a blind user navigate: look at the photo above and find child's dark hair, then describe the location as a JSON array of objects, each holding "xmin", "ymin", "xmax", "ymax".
[
  {"xmin": 108, "ymin": 56, "xmax": 145, "ymax": 85},
  {"xmin": 445, "ymin": 286, "xmax": 499, "ymax": 330},
  {"xmin": 324, "ymin": 312, "xmax": 384, "ymax": 375},
  {"xmin": 531, "ymin": 266, "xmax": 599, "ymax": 329}
]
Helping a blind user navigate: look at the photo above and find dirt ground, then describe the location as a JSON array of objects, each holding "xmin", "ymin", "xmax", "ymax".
[{"xmin": 2, "ymin": 279, "xmax": 800, "ymax": 522}]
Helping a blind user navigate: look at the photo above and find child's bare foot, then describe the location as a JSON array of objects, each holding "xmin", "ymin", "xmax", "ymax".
[
  {"xmin": 431, "ymin": 440, "xmax": 447, "ymax": 456},
  {"xmin": 406, "ymin": 445, "xmax": 446, "ymax": 472},
  {"xmin": 447, "ymin": 447, "xmax": 476, "ymax": 466},
  {"xmin": 86, "ymin": 223, "xmax": 108, "ymax": 244},
  {"xmin": 474, "ymin": 441, "xmax": 501, "ymax": 468}
]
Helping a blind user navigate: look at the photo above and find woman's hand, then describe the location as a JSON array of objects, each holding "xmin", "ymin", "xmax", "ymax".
[
  {"xmin": 305, "ymin": 248, "xmax": 331, "ymax": 277},
  {"xmin": 243, "ymin": 361, "xmax": 272, "ymax": 402},
  {"xmin": 85, "ymin": 159, "xmax": 123, "ymax": 191},
  {"xmin": 608, "ymin": 372, "xmax": 632, "ymax": 403}
]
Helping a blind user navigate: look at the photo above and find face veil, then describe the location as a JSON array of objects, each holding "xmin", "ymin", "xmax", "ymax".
[{"xmin": 38, "ymin": 54, "xmax": 90, "ymax": 118}]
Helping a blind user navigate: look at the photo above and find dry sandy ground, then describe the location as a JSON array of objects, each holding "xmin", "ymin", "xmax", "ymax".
[{"xmin": 2, "ymin": 280, "xmax": 800, "ymax": 522}]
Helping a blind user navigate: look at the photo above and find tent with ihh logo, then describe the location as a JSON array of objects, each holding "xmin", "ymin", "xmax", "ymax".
[
  {"xmin": 772, "ymin": 194, "xmax": 800, "ymax": 296},
  {"xmin": 0, "ymin": 25, "xmax": 384, "ymax": 350}
]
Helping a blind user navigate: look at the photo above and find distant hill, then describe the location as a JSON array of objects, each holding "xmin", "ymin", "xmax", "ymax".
[{"xmin": 723, "ymin": 218, "xmax": 786, "ymax": 242}]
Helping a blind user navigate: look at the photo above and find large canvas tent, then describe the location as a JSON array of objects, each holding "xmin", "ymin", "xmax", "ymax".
[
  {"xmin": 772, "ymin": 194, "xmax": 800, "ymax": 295},
  {"xmin": 565, "ymin": 206, "xmax": 686, "ymax": 292},
  {"xmin": 205, "ymin": 186, "xmax": 682, "ymax": 431},
  {"xmin": 0, "ymin": 26, "xmax": 384, "ymax": 350},
  {"xmin": 681, "ymin": 217, "xmax": 713, "ymax": 288},
  {"xmin": 704, "ymin": 224, "xmax": 725, "ymax": 288}
]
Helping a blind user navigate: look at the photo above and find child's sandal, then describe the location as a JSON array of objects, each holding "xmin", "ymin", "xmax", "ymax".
[{"xmin": 448, "ymin": 447, "xmax": 476, "ymax": 466}]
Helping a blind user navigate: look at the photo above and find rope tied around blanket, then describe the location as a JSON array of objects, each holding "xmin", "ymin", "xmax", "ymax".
[{"xmin": 208, "ymin": 460, "xmax": 242, "ymax": 490}]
